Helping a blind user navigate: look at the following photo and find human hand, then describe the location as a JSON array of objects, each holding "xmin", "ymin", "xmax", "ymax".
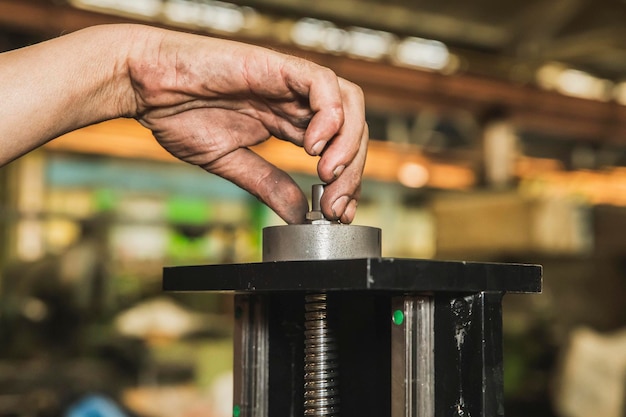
[{"xmin": 127, "ymin": 27, "xmax": 367, "ymax": 224}]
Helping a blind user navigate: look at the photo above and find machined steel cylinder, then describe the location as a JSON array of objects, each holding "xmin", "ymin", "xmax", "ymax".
[{"xmin": 263, "ymin": 223, "xmax": 381, "ymax": 262}]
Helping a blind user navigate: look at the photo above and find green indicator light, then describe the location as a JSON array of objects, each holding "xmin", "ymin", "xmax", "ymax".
[
  {"xmin": 393, "ymin": 309, "xmax": 405, "ymax": 325},
  {"xmin": 233, "ymin": 405, "xmax": 241, "ymax": 417},
  {"xmin": 234, "ymin": 306, "xmax": 243, "ymax": 320}
]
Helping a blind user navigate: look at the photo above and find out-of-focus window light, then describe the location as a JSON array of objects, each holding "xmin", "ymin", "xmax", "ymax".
[
  {"xmin": 198, "ymin": 2, "xmax": 245, "ymax": 33},
  {"xmin": 72, "ymin": 0, "xmax": 161, "ymax": 17},
  {"xmin": 347, "ymin": 27, "xmax": 395, "ymax": 60},
  {"xmin": 536, "ymin": 62, "xmax": 565, "ymax": 89},
  {"xmin": 163, "ymin": 0, "xmax": 198, "ymax": 24},
  {"xmin": 322, "ymin": 27, "xmax": 350, "ymax": 54},
  {"xmin": 291, "ymin": 18, "xmax": 333, "ymax": 48},
  {"xmin": 73, "ymin": 0, "xmax": 247, "ymax": 33},
  {"xmin": 397, "ymin": 161, "xmax": 430, "ymax": 188},
  {"xmin": 292, "ymin": 20, "xmax": 395, "ymax": 59},
  {"xmin": 393, "ymin": 37, "xmax": 450, "ymax": 70},
  {"xmin": 536, "ymin": 62, "xmax": 612, "ymax": 101},
  {"xmin": 557, "ymin": 69, "xmax": 611, "ymax": 101},
  {"xmin": 164, "ymin": 0, "xmax": 246, "ymax": 32},
  {"xmin": 292, "ymin": 18, "xmax": 452, "ymax": 70}
]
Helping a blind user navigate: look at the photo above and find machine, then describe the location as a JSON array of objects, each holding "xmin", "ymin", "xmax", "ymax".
[{"xmin": 163, "ymin": 185, "xmax": 542, "ymax": 417}]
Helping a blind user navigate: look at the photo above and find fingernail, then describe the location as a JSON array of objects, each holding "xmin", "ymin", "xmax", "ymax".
[
  {"xmin": 311, "ymin": 140, "xmax": 327, "ymax": 156},
  {"xmin": 333, "ymin": 165, "xmax": 345, "ymax": 178},
  {"xmin": 342, "ymin": 199, "xmax": 358, "ymax": 223},
  {"xmin": 331, "ymin": 196, "xmax": 350, "ymax": 218}
]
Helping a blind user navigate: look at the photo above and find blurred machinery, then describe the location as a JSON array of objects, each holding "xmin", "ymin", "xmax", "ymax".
[{"xmin": 164, "ymin": 185, "xmax": 542, "ymax": 416}]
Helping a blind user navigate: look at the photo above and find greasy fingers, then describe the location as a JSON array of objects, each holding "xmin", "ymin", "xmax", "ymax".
[
  {"xmin": 320, "ymin": 123, "xmax": 369, "ymax": 224},
  {"xmin": 312, "ymin": 78, "xmax": 367, "ymax": 224},
  {"xmin": 316, "ymin": 78, "xmax": 366, "ymax": 183}
]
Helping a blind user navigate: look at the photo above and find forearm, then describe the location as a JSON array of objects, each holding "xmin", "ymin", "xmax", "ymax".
[{"xmin": 0, "ymin": 25, "xmax": 137, "ymax": 166}]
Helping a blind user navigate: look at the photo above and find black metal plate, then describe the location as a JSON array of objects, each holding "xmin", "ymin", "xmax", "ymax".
[{"xmin": 163, "ymin": 258, "xmax": 542, "ymax": 293}]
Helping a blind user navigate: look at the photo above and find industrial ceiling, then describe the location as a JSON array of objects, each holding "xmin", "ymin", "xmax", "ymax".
[
  {"xmin": 2, "ymin": 0, "xmax": 625, "ymax": 83},
  {"xmin": 234, "ymin": 0, "xmax": 626, "ymax": 83}
]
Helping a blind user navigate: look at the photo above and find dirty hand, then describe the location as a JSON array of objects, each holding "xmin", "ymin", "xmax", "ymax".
[{"xmin": 128, "ymin": 27, "xmax": 368, "ymax": 224}]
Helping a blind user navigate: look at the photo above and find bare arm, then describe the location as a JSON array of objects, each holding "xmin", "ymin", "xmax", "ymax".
[
  {"xmin": 0, "ymin": 24, "xmax": 368, "ymax": 224},
  {"xmin": 0, "ymin": 25, "xmax": 133, "ymax": 165}
]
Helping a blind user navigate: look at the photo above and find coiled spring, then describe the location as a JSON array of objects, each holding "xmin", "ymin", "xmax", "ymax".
[{"xmin": 304, "ymin": 293, "xmax": 340, "ymax": 416}]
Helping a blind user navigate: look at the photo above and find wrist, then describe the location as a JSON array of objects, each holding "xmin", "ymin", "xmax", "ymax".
[
  {"xmin": 98, "ymin": 24, "xmax": 145, "ymax": 119},
  {"xmin": 122, "ymin": 24, "xmax": 174, "ymax": 119},
  {"xmin": 57, "ymin": 24, "xmax": 141, "ymax": 122}
]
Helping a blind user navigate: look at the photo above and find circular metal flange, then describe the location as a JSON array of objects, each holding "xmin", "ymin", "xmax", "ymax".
[{"xmin": 262, "ymin": 223, "xmax": 381, "ymax": 262}]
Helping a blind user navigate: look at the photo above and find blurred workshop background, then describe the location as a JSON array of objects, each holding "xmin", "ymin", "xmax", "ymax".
[{"xmin": 1, "ymin": 0, "xmax": 626, "ymax": 416}]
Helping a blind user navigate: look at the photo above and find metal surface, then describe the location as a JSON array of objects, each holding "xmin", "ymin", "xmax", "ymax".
[
  {"xmin": 163, "ymin": 258, "xmax": 542, "ymax": 293},
  {"xmin": 434, "ymin": 292, "xmax": 506, "ymax": 417},
  {"xmin": 305, "ymin": 184, "xmax": 329, "ymax": 223},
  {"xmin": 263, "ymin": 185, "xmax": 381, "ymax": 262},
  {"xmin": 304, "ymin": 293, "xmax": 340, "ymax": 416},
  {"xmin": 392, "ymin": 296, "xmax": 435, "ymax": 417},
  {"xmin": 263, "ymin": 224, "xmax": 382, "ymax": 261},
  {"xmin": 233, "ymin": 295, "xmax": 269, "ymax": 417}
]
